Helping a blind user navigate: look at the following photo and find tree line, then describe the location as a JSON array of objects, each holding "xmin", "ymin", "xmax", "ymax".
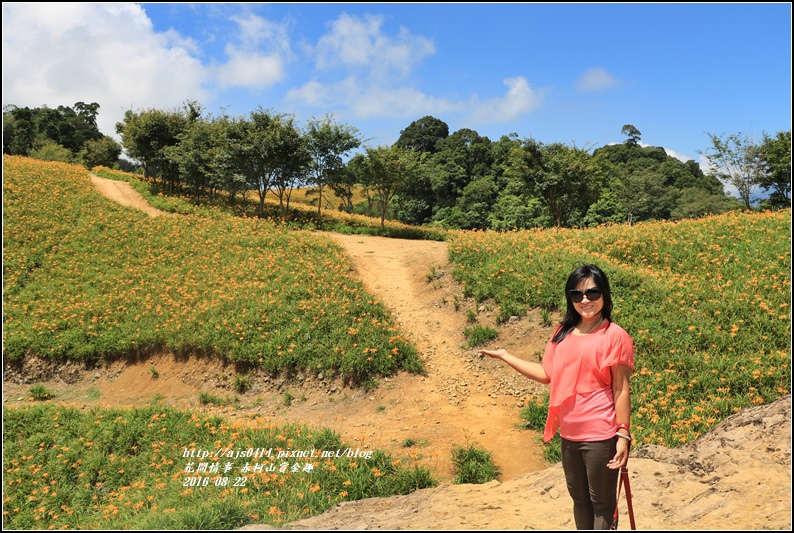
[{"xmin": 3, "ymin": 102, "xmax": 790, "ymax": 229}]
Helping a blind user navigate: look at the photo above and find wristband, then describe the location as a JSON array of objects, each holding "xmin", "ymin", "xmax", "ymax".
[
  {"xmin": 615, "ymin": 432, "xmax": 632, "ymax": 442},
  {"xmin": 616, "ymin": 423, "xmax": 631, "ymax": 434}
]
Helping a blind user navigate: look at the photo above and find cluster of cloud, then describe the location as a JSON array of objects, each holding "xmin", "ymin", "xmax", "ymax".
[
  {"xmin": 575, "ymin": 67, "xmax": 620, "ymax": 92},
  {"xmin": 2, "ymin": 3, "xmax": 208, "ymax": 137},
  {"xmin": 2, "ymin": 4, "xmax": 622, "ymax": 142}
]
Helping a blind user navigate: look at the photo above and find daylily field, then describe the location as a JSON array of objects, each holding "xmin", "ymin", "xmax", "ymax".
[{"xmin": 3, "ymin": 156, "xmax": 790, "ymax": 529}]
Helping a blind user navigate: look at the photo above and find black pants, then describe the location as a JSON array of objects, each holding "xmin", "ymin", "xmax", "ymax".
[{"xmin": 560, "ymin": 436, "xmax": 619, "ymax": 530}]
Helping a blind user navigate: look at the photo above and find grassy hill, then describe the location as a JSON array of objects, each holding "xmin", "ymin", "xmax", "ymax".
[{"xmin": 2, "ymin": 155, "xmax": 790, "ymax": 529}]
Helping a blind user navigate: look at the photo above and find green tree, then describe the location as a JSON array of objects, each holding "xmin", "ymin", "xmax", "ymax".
[
  {"xmin": 621, "ymin": 124, "xmax": 642, "ymax": 146},
  {"xmin": 583, "ymin": 186, "xmax": 626, "ymax": 227},
  {"xmin": 428, "ymin": 128, "xmax": 493, "ymax": 218},
  {"xmin": 507, "ymin": 140, "xmax": 596, "ymax": 227},
  {"xmin": 37, "ymin": 104, "xmax": 103, "ymax": 152},
  {"xmin": 3, "ymin": 102, "xmax": 104, "ymax": 157},
  {"xmin": 394, "ymin": 115, "xmax": 449, "ymax": 154},
  {"xmin": 304, "ymin": 116, "xmax": 362, "ymax": 216},
  {"xmin": 268, "ymin": 115, "xmax": 311, "ymax": 215},
  {"xmin": 391, "ymin": 150, "xmax": 435, "ymax": 225},
  {"xmin": 488, "ymin": 193, "xmax": 548, "ymax": 230},
  {"xmin": 211, "ymin": 115, "xmax": 254, "ymax": 206},
  {"xmin": 457, "ymin": 177, "xmax": 498, "ymax": 229},
  {"xmin": 115, "ymin": 105, "xmax": 193, "ymax": 192},
  {"xmin": 756, "ymin": 130, "xmax": 791, "ymax": 209},
  {"xmin": 617, "ymin": 169, "xmax": 673, "ymax": 226},
  {"xmin": 3, "ymin": 105, "xmax": 37, "ymax": 155},
  {"xmin": 488, "ymin": 133, "xmax": 522, "ymax": 189},
  {"xmin": 328, "ymin": 162, "xmax": 360, "ymax": 214},
  {"xmin": 670, "ymin": 159, "xmax": 724, "ymax": 194},
  {"xmin": 79, "ymin": 136, "xmax": 122, "ymax": 169},
  {"xmin": 702, "ymin": 131, "xmax": 764, "ymax": 209},
  {"xmin": 359, "ymin": 145, "xmax": 421, "ymax": 228},
  {"xmin": 592, "ymin": 140, "xmax": 723, "ymax": 222},
  {"xmin": 165, "ymin": 115, "xmax": 225, "ymax": 198},
  {"xmin": 241, "ymin": 109, "xmax": 308, "ymax": 217},
  {"xmin": 28, "ymin": 140, "xmax": 73, "ymax": 163},
  {"xmin": 670, "ymin": 187, "xmax": 743, "ymax": 220},
  {"xmin": 74, "ymin": 101, "xmax": 100, "ymax": 128}
]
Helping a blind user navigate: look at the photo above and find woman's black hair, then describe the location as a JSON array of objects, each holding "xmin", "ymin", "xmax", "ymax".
[{"xmin": 551, "ymin": 263, "xmax": 614, "ymax": 343}]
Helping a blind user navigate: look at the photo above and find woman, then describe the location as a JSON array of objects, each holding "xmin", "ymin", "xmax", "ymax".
[{"xmin": 479, "ymin": 264, "xmax": 634, "ymax": 530}]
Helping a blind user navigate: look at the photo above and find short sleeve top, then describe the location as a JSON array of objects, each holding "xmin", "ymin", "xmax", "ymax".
[{"xmin": 541, "ymin": 321, "xmax": 634, "ymax": 442}]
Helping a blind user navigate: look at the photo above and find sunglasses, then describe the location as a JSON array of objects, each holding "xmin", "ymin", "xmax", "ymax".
[{"xmin": 568, "ymin": 287, "xmax": 603, "ymax": 303}]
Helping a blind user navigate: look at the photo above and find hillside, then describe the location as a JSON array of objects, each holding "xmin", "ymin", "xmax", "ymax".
[{"xmin": 3, "ymin": 173, "xmax": 790, "ymax": 530}]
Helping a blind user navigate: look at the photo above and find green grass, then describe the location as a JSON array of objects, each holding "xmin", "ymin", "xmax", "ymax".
[
  {"xmin": 2, "ymin": 403, "xmax": 438, "ymax": 529},
  {"xmin": 232, "ymin": 374, "xmax": 251, "ymax": 393},
  {"xmin": 450, "ymin": 442, "xmax": 501, "ymax": 484},
  {"xmin": 198, "ymin": 392, "xmax": 235, "ymax": 406},
  {"xmin": 517, "ymin": 394, "xmax": 560, "ymax": 463},
  {"xmin": 462, "ymin": 324, "xmax": 498, "ymax": 347},
  {"xmin": 4, "ymin": 157, "xmax": 424, "ymax": 387},
  {"xmin": 28, "ymin": 384, "xmax": 54, "ymax": 401},
  {"xmin": 281, "ymin": 391, "xmax": 295, "ymax": 406}
]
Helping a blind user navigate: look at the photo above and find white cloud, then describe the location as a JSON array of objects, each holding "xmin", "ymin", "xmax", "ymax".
[
  {"xmin": 288, "ymin": 73, "xmax": 546, "ymax": 129},
  {"xmin": 2, "ymin": 4, "xmax": 549, "ymax": 143},
  {"xmin": 286, "ymin": 77, "xmax": 458, "ymax": 120},
  {"xmin": 288, "ymin": 13, "xmax": 446, "ymax": 120},
  {"xmin": 213, "ymin": 51, "xmax": 285, "ymax": 90},
  {"xmin": 662, "ymin": 146, "xmax": 694, "ymax": 164},
  {"xmin": 285, "ymin": 80, "xmax": 327, "ymax": 107},
  {"xmin": 469, "ymin": 77, "xmax": 545, "ymax": 124},
  {"xmin": 1, "ymin": 5, "xmax": 297, "ymax": 141},
  {"xmin": 349, "ymin": 86, "xmax": 458, "ymax": 120},
  {"xmin": 313, "ymin": 13, "xmax": 435, "ymax": 79},
  {"xmin": 2, "ymin": 3, "xmax": 208, "ymax": 140},
  {"xmin": 213, "ymin": 14, "xmax": 292, "ymax": 89},
  {"xmin": 575, "ymin": 67, "xmax": 619, "ymax": 92},
  {"xmin": 230, "ymin": 13, "xmax": 289, "ymax": 53},
  {"xmin": 288, "ymin": 74, "xmax": 545, "ymax": 128}
]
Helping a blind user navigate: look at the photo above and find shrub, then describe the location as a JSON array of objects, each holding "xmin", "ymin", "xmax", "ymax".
[
  {"xmin": 450, "ymin": 442, "xmax": 501, "ymax": 484},
  {"xmin": 232, "ymin": 374, "xmax": 250, "ymax": 393},
  {"xmin": 198, "ymin": 392, "xmax": 228, "ymax": 405},
  {"xmin": 463, "ymin": 324, "xmax": 498, "ymax": 347},
  {"xmin": 28, "ymin": 384, "xmax": 53, "ymax": 401},
  {"xmin": 282, "ymin": 391, "xmax": 295, "ymax": 406}
]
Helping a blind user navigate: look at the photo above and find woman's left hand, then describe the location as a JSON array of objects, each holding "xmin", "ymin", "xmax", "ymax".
[{"xmin": 607, "ymin": 437, "xmax": 630, "ymax": 469}]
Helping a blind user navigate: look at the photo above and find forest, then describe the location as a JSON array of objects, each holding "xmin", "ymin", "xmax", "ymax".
[{"xmin": 3, "ymin": 101, "xmax": 790, "ymax": 229}]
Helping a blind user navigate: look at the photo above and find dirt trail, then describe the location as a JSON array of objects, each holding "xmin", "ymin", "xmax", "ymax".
[
  {"xmin": 303, "ymin": 231, "xmax": 553, "ymax": 480},
  {"xmin": 89, "ymin": 174, "xmax": 176, "ymax": 217}
]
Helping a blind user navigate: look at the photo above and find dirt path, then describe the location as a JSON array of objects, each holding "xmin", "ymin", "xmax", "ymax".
[
  {"xmin": 4, "ymin": 174, "xmax": 553, "ymax": 482},
  {"xmin": 89, "ymin": 174, "xmax": 175, "ymax": 217},
  {"xmin": 298, "ymin": 231, "xmax": 553, "ymax": 480}
]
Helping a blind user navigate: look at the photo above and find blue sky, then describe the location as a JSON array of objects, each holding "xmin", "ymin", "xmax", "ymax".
[{"xmin": 3, "ymin": 2, "xmax": 791, "ymax": 178}]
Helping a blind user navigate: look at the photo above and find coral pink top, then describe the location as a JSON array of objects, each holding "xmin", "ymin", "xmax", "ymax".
[{"xmin": 541, "ymin": 321, "xmax": 634, "ymax": 442}]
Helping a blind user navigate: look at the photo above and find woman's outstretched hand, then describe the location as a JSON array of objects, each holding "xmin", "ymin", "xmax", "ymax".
[
  {"xmin": 477, "ymin": 348, "xmax": 550, "ymax": 384},
  {"xmin": 478, "ymin": 348, "xmax": 508, "ymax": 359}
]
